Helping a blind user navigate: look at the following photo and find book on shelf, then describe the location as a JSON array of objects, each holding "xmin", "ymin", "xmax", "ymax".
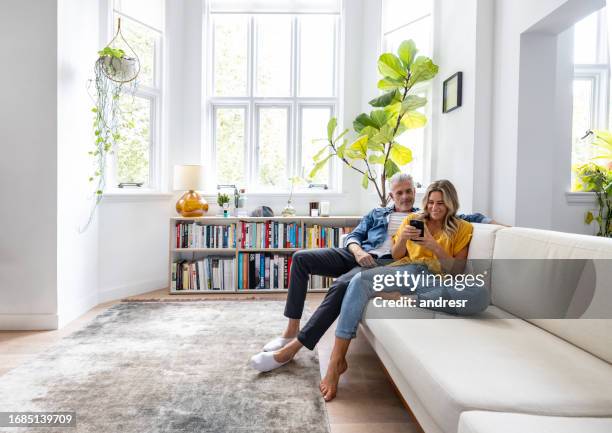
[
  {"xmin": 172, "ymin": 257, "xmax": 235, "ymax": 291},
  {"xmin": 237, "ymin": 252, "xmax": 293, "ymax": 290},
  {"xmin": 175, "ymin": 222, "xmax": 236, "ymax": 249},
  {"xmin": 308, "ymin": 275, "xmax": 335, "ymax": 290},
  {"xmin": 305, "ymin": 225, "xmax": 355, "ymax": 249},
  {"xmin": 238, "ymin": 221, "xmax": 303, "ymax": 248}
]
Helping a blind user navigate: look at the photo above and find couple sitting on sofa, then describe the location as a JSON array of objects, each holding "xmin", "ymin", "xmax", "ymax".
[{"xmin": 249, "ymin": 173, "xmax": 494, "ymax": 401}]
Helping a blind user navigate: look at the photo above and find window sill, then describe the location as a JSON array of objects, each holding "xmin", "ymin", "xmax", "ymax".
[
  {"xmin": 102, "ymin": 190, "xmax": 174, "ymax": 203},
  {"xmin": 199, "ymin": 190, "xmax": 345, "ymax": 199},
  {"xmin": 565, "ymin": 191, "xmax": 596, "ymax": 205}
]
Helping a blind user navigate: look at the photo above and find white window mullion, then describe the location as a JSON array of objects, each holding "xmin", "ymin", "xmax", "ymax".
[{"xmin": 247, "ymin": 16, "xmax": 256, "ymax": 187}]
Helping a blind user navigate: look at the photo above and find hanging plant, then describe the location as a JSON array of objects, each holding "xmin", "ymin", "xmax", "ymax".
[{"xmin": 81, "ymin": 18, "xmax": 140, "ymax": 232}]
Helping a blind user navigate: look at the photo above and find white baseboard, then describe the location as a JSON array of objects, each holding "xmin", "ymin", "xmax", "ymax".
[
  {"xmin": 0, "ymin": 314, "xmax": 59, "ymax": 330},
  {"xmin": 98, "ymin": 278, "xmax": 167, "ymax": 303},
  {"xmin": 57, "ymin": 292, "xmax": 100, "ymax": 329}
]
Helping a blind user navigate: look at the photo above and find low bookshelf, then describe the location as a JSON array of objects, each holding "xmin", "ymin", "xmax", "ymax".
[{"xmin": 169, "ymin": 215, "xmax": 362, "ymax": 294}]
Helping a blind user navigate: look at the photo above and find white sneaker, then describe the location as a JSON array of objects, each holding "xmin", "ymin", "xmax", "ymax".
[
  {"xmin": 263, "ymin": 336, "xmax": 293, "ymax": 352},
  {"xmin": 249, "ymin": 351, "xmax": 290, "ymax": 372}
]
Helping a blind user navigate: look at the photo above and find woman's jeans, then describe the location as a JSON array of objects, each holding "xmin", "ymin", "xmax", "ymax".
[{"xmin": 335, "ymin": 264, "xmax": 490, "ymax": 340}]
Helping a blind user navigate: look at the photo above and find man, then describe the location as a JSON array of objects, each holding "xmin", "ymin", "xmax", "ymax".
[{"xmin": 249, "ymin": 173, "xmax": 494, "ymax": 372}]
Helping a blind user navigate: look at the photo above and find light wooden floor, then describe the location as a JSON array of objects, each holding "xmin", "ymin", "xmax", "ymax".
[{"xmin": 0, "ymin": 289, "xmax": 421, "ymax": 433}]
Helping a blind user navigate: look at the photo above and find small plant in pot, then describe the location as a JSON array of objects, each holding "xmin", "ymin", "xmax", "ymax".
[
  {"xmin": 97, "ymin": 47, "xmax": 138, "ymax": 83},
  {"xmin": 218, "ymin": 193, "xmax": 231, "ymax": 217}
]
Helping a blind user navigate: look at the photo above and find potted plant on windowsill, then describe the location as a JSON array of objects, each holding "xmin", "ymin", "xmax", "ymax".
[{"xmin": 573, "ymin": 130, "xmax": 612, "ymax": 237}]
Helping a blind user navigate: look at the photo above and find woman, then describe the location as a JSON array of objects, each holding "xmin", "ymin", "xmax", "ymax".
[{"xmin": 319, "ymin": 179, "xmax": 490, "ymax": 401}]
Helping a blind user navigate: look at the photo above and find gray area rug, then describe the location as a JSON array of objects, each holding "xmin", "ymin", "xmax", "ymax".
[{"xmin": 0, "ymin": 302, "xmax": 330, "ymax": 433}]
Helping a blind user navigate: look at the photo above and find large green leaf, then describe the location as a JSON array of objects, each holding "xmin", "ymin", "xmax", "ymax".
[
  {"xmin": 377, "ymin": 77, "xmax": 405, "ymax": 91},
  {"xmin": 349, "ymin": 135, "xmax": 368, "ymax": 158},
  {"xmin": 361, "ymin": 125, "xmax": 380, "ymax": 138},
  {"xmin": 313, "ymin": 145, "xmax": 329, "ymax": 162},
  {"xmin": 378, "ymin": 53, "xmax": 406, "ymax": 80},
  {"xmin": 369, "ymin": 89, "xmax": 401, "ymax": 108},
  {"xmin": 336, "ymin": 139, "xmax": 348, "ymax": 158},
  {"xmin": 408, "ymin": 56, "xmax": 439, "ymax": 88},
  {"xmin": 384, "ymin": 159, "xmax": 400, "ymax": 178},
  {"xmin": 353, "ymin": 113, "xmax": 378, "ymax": 132},
  {"xmin": 401, "ymin": 95, "xmax": 427, "ymax": 113},
  {"xmin": 327, "ymin": 117, "xmax": 337, "ymax": 141},
  {"xmin": 400, "ymin": 111, "xmax": 428, "ymax": 129},
  {"xmin": 371, "ymin": 124, "xmax": 395, "ymax": 144},
  {"xmin": 397, "ymin": 40, "xmax": 417, "ymax": 68},
  {"xmin": 333, "ymin": 128, "xmax": 349, "ymax": 144},
  {"xmin": 367, "ymin": 142, "xmax": 385, "ymax": 152},
  {"xmin": 309, "ymin": 154, "xmax": 332, "ymax": 179},
  {"xmin": 370, "ymin": 110, "xmax": 391, "ymax": 128},
  {"xmin": 361, "ymin": 173, "xmax": 369, "ymax": 189},
  {"xmin": 389, "ymin": 143, "xmax": 413, "ymax": 166},
  {"xmin": 368, "ymin": 154, "xmax": 386, "ymax": 165}
]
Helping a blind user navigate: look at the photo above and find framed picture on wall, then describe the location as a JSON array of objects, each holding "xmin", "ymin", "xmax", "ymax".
[{"xmin": 442, "ymin": 71, "xmax": 463, "ymax": 113}]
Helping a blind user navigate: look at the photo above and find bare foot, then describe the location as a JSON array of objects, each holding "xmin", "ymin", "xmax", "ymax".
[{"xmin": 319, "ymin": 359, "xmax": 348, "ymax": 402}]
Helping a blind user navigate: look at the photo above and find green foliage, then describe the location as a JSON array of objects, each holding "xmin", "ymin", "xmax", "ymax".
[
  {"xmin": 98, "ymin": 47, "xmax": 125, "ymax": 58},
  {"xmin": 217, "ymin": 193, "xmax": 231, "ymax": 206},
  {"xmin": 310, "ymin": 39, "xmax": 438, "ymax": 206},
  {"xmin": 574, "ymin": 162, "xmax": 612, "ymax": 237}
]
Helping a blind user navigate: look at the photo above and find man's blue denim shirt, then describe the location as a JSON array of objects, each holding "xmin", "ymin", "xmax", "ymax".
[{"xmin": 344, "ymin": 205, "xmax": 492, "ymax": 252}]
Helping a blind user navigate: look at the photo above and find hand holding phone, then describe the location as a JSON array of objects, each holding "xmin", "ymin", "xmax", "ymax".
[{"xmin": 409, "ymin": 220, "xmax": 425, "ymax": 239}]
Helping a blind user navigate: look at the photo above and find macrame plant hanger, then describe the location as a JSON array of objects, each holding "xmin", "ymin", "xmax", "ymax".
[
  {"xmin": 98, "ymin": 17, "xmax": 141, "ymax": 84},
  {"xmin": 80, "ymin": 17, "xmax": 141, "ymax": 233}
]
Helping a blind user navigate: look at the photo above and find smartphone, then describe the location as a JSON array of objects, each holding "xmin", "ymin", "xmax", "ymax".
[{"xmin": 409, "ymin": 220, "xmax": 425, "ymax": 238}]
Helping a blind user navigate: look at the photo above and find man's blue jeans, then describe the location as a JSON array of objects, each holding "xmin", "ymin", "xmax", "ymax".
[{"xmin": 335, "ymin": 264, "xmax": 491, "ymax": 340}]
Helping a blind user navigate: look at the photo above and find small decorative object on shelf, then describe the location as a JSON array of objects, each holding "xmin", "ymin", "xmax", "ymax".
[
  {"xmin": 174, "ymin": 165, "xmax": 208, "ymax": 217},
  {"xmin": 320, "ymin": 201, "xmax": 330, "ymax": 217},
  {"xmin": 309, "ymin": 201, "xmax": 320, "ymax": 217},
  {"xmin": 217, "ymin": 193, "xmax": 231, "ymax": 217},
  {"xmin": 236, "ymin": 188, "xmax": 248, "ymax": 216},
  {"xmin": 250, "ymin": 206, "xmax": 274, "ymax": 217}
]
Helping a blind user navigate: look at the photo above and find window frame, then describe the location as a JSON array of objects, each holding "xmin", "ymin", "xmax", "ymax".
[
  {"xmin": 204, "ymin": 11, "xmax": 341, "ymax": 193},
  {"xmin": 570, "ymin": 7, "xmax": 611, "ymax": 193},
  {"xmin": 104, "ymin": 2, "xmax": 165, "ymax": 192}
]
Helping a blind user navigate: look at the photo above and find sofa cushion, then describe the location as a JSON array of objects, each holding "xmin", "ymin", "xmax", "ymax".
[
  {"xmin": 458, "ymin": 411, "xmax": 612, "ymax": 433},
  {"xmin": 363, "ymin": 313, "xmax": 612, "ymax": 433},
  {"xmin": 490, "ymin": 227, "xmax": 612, "ymax": 363},
  {"xmin": 467, "ymin": 223, "xmax": 504, "ymax": 260}
]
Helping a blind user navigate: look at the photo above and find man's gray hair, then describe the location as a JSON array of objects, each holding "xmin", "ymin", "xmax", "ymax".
[{"xmin": 388, "ymin": 172, "xmax": 414, "ymax": 190}]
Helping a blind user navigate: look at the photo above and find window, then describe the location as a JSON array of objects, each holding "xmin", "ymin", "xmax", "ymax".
[
  {"xmin": 382, "ymin": 0, "xmax": 433, "ymax": 187},
  {"xmin": 205, "ymin": 5, "xmax": 341, "ymax": 191},
  {"xmin": 571, "ymin": 8, "xmax": 609, "ymax": 190},
  {"xmin": 108, "ymin": 0, "xmax": 164, "ymax": 189}
]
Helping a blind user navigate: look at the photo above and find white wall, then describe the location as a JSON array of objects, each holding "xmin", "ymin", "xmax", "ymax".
[
  {"xmin": 491, "ymin": 0, "xmax": 604, "ymax": 230},
  {"xmin": 56, "ymin": 0, "xmax": 101, "ymax": 328},
  {"xmin": 96, "ymin": 0, "xmax": 377, "ymax": 300},
  {"xmin": 431, "ymin": 0, "xmax": 493, "ymax": 215},
  {"xmin": 0, "ymin": 0, "xmax": 59, "ymax": 330}
]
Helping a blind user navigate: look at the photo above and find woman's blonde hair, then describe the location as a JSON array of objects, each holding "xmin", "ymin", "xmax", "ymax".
[{"xmin": 420, "ymin": 179, "xmax": 460, "ymax": 237}]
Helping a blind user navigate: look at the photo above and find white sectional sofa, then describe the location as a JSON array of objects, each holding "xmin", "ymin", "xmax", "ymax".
[{"xmin": 361, "ymin": 224, "xmax": 612, "ymax": 433}]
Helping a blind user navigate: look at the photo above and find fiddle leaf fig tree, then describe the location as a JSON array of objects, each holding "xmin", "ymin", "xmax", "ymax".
[{"xmin": 310, "ymin": 40, "xmax": 438, "ymax": 206}]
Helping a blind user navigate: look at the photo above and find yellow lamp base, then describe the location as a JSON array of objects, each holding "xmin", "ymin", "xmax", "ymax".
[{"xmin": 176, "ymin": 190, "xmax": 208, "ymax": 217}]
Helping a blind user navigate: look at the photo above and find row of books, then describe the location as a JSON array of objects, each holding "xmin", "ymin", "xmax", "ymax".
[
  {"xmin": 238, "ymin": 221, "xmax": 303, "ymax": 249},
  {"xmin": 171, "ymin": 257, "xmax": 235, "ymax": 291},
  {"xmin": 175, "ymin": 223, "xmax": 236, "ymax": 249},
  {"xmin": 237, "ymin": 253, "xmax": 292, "ymax": 290},
  {"xmin": 305, "ymin": 225, "xmax": 354, "ymax": 249}
]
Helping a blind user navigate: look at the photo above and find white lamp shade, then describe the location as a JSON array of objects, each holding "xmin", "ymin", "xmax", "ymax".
[{"xmin": 173, "ymin": 165, "xmax": 205, "ymax": 191}]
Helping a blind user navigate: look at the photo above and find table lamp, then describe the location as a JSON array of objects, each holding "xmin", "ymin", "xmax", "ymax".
[{"xmin": 173, "ymin": 165, "xmax": 208, "ymax": 217}]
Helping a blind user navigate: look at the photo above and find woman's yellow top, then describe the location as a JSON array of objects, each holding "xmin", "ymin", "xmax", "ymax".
[{"xmin": 391, "ymin": 213, "xmax": 473, "ymax": 273}]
